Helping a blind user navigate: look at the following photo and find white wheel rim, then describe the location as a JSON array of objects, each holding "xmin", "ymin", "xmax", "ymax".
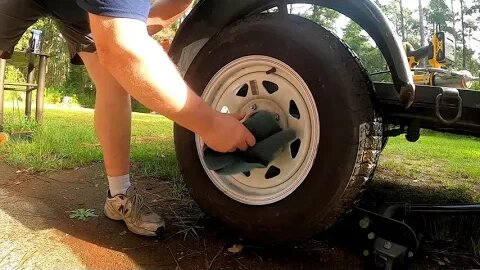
[{"xmin": 195, "ymin": 55, "xmax": 320, "ymax": 205}]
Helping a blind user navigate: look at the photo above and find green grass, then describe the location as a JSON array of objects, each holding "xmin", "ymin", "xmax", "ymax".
[
  {"xmin": 0, "ymin": 107, "xmax": 180, "ymax": 181},
  {"xmin": 381, "ymin": 131, "xmax": 480, "ymax": 182},
  {"xmin": 374, "ymin": 130, "xmax": 480, "ymax": 202}
]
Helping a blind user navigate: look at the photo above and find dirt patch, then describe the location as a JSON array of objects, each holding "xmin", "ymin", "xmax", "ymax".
[
  {"xmin": 1, "ymin": 162, "xmax": 479, "ymax": 269},
  {"xmin": 0, "ymin": 162, "xmax": 363, "ymax": 269}
]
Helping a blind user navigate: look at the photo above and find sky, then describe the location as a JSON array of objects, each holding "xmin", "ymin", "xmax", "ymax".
[{"xmin": 291, "ymin": 0, "xmax": 480, "ymax": 57}]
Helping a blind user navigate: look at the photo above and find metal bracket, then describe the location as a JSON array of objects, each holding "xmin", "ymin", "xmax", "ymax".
[
  {"xmin": 339, "ymin": 207, "xmax": 419, "ymax": 269},
  {"xmin": 340, "ymin": 203, "xmax": 480, "ymax": 269},
  {"xmin": 374, "ymin": 237, "xmax": 411, "ymax": 270},
  {"xmin": 435, "ymin": 87, "xmax": 463, "ymax": 125}
]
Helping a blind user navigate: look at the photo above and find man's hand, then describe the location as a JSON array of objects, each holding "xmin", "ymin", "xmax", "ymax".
[{"xmin": 201, "ymin": 112, "xmax": 256, "ymax": 153}]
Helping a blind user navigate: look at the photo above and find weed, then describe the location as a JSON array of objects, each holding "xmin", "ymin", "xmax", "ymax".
[{"xmin": 68, "ymin": 208, "xmax": 98, "ymax": 221}]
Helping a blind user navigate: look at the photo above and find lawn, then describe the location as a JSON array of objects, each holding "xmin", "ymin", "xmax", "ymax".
[
  {"xmin": 375, "ymin": 131, "xmax": 480, "ymax": 203},
  {"xmin": 1, "ymin": 106, "xmax": 479, "ymax": 202},
  {"xmin": 381, "ymin": 132, "xmax": 480, "ymax": 182},
  {"xmin": 0, "ymin": 107, "xmax": 180, "ymax": 181}
]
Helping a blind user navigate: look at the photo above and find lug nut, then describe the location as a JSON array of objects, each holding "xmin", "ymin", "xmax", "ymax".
[
  {"xmin": 250, "ymin": 104, "xmax": 257, "ymax": 111},
  {"xmin": 359, "ymin": 217, "xmax": 370, "ymax": 229}
]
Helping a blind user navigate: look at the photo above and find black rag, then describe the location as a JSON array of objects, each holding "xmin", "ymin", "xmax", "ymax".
[{"xmin": 203, "ymin": 111, "xmax": 297, "ymax": 175}]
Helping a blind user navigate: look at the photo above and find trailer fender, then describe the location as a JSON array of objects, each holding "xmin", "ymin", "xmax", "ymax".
[{"xmin": 170, "ymin": 0, "xmax": 415, "ymax": 107}]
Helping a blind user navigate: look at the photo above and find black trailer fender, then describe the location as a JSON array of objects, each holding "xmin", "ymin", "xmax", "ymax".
[{"xmin": 169, "ymin": 0, "xmax": 415, "ymax": 107}]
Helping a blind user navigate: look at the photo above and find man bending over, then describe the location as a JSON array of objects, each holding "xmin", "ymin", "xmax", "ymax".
[{"xmin": 0, "ymin": 0, "xmax": 256, "ymax": 236}]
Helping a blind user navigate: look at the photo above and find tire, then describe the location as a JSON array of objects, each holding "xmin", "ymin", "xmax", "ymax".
[{"xmin": 174, "ymin": 14, "xmax": 383, "ymax": 244}]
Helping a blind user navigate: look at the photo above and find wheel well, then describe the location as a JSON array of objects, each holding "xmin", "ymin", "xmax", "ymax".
[{"xmin": 170, "ymin": 0, "xmax": 414, "ymax": 107}]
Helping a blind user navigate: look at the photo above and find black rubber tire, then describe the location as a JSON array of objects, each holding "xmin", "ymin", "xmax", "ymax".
[{"xmin": 174, "ymin": 14, "xmax": 383, "ymax": 244}]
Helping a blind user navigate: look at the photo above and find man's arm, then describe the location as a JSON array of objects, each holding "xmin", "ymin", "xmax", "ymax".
[{"xmin": 89, "ymin": 14, "xmax": 255, "ymax": 152}]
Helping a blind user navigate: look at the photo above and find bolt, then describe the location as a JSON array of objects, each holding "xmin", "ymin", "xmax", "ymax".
[
  {"xmin": 275, "ymin": 114, "xmax": 280, "ymax": 121},
  {"xmin": 250, "ymin": 104, "xmax": 257, "ymax": 111},
  {"xmin": 367, "ymin": 232, "xmax": 375, "ymax": 240},
  {"xmin": 383, "ymin": 241, "xmax": 392, "ymax": 250},
  {"xmin": 408, "ymin": 251, "xmax": 414, "ymax": 258},
  {"xmin": 363, "ymin": 250, "xmax": 370, "ymax": 257},
  {"xmin": 359, "ymin": 217, "xmax": 370, "ymax": 229}
]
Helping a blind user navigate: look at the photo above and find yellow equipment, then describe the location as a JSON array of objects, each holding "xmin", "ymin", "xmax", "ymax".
[
  {"xmin": 403, "ymin": 32, "xmax": 479, "ymax": 89},
  {"xmin": 0, "ymin": 132, "xmax": 9, "ymax": 145}
]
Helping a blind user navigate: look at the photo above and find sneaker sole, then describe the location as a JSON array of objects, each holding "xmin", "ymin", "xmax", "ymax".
[{"xmin": 104, "ymin": 207, "xmax": 166, "ymax": 237}]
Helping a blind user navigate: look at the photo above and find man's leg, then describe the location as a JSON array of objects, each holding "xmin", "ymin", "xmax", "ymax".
[
  {"xmin": 79, "ymin": 52, "xmax": 131, "ymax": 178},
  {"xmin": 79, "ymin": 52, "xmax": 165, "ymax": 236}
]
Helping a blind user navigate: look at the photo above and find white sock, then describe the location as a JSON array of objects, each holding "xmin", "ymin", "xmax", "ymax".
[{"xmin": 108, "ymin": 174, "xmax": 131, "ymax": 197}]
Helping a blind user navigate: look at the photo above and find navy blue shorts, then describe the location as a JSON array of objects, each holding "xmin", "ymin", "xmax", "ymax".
[{"xmin": 0, "ymin": 0, "xmax": 150, "ymax": 64}]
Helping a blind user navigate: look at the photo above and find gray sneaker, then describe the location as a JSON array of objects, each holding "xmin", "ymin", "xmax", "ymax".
[{"xmin": 104, "ymin": 187, "xmax": 166, "ymax": 237}]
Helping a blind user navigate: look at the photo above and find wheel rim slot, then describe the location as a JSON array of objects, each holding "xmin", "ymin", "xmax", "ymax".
[
  {"xmin": 289, "ymin": 100, "xmax": 301, "ymax": 119},
  {"xmin": 263, "ymin": 80, "xmax": 279, "ymax": 94},
  {"xmin": 236, "ymin": 84, "xmax": 249, "ymax": 97},
  {"xmin": 290, "ymin": 139, "xmax": 301, "ymax": 159},
  {"xmin": 265, "ymin": 166, "xmax": 281, "ymax": 179}
]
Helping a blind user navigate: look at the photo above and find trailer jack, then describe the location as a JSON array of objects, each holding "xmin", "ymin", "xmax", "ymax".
[{"xmin": 339, "ymin": 204, "xmax": 480, "ymax": 269}]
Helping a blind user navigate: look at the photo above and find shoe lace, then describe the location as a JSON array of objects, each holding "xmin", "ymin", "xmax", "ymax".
[{"xmin": 130, "ymin": 191, "xmax": 152, "ymax": 223}]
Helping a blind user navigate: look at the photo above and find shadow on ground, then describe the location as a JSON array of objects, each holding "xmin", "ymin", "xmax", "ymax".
[
  {"xmin": 0, "ymin": 162, "xmax": 362, "ymax": 270},
  {"xmin": 0, "ymin": 162, "xmax": 479, "ymax": 269}
]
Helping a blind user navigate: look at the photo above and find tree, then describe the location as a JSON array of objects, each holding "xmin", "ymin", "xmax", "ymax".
[
  {"xmin": 342, "ymin": 21, "xmax": 385, "ymax": 74},
  {"xmin": 399, "ymin": 0, "xmax": 405, "ymax": 40},
  {"xmin": 460, "ymin": 0, "xmax": 467, "ymax": 68},
  {"xmin": 418, "ymin": 0, "xmax": 426, "ymax": 47},
  {"xmin": 379, "ymin": 0, "xmax": 420, "ymax": 47},
  {"xmin": 426, "ymin": 0, "xmax": 454, "ymax": 33},
  {"xmin": 304, "ymin": 6, "xmax": 339, "ymax": 30},
  {"xmin": 13, "ymin": 18, "xmax": 74, "ymax": 89},
  {"xmin": 459, "ymin": 0, "xmax": 479, "ymax": 69}
]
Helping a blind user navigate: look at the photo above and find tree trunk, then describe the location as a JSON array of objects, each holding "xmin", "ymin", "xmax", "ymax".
[
  {"xmin": 460, "ymin": 0, "xmax": 467, "ymax": 69},
  {"xmin": 451, "ymin": 0, "xmax": 456, "ymax": 63},
  {"xmin": 418, "ymin": 0, "xmax": 426, "ymax": 47},
  {"xmin": 418, "ymin": 0, "xmax": 426, "ymax": 67},
  {"xmin": 399, "ymin": 0, "xmax": 406, "ymax": 40}
]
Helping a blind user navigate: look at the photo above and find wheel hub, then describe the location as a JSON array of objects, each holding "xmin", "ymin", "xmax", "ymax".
[
  {"xmin": 240, "ymin": 98, "xmax": 288, "ymax": 130},
  {"xmin": 196, "ymin": 55, "xmax": 320, "ymax": 205}
]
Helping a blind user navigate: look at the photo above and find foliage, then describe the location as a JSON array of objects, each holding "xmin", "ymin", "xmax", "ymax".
[
  {"xmin": 15, "ymin": 18, "xmax": 74, "ymax": 89},
  {"xmin": 341, "ymin": 21, "xmax": 387, "ymax": 76},
  {"xmin": 377, "ymin": 0, "xmax": 479, "ymax": 82},
  {"xmin": 68, "ymin": 208, "xmax": 98, "ymax": 221},
  {"xmin": 5, "ymin": 1, "xmax": 480, "ymax": 107},
  {"xmin": 426, "ymin": 0, "xmax": 454, "ymax": 33},
  {"xmin": 303, "ymin": 6, "xmax": 339, "ymax": 31},
  {"xmin": 5, "ymin": 65, "xmax": 25, "ymax": 82},
  {"xmin": 471, "ymin": 81, "xmax": 480, "ymax": 90},
  {"xmin": 378, "ymin": 0, "xmax": 421, "ymax": 47},
  {"xmin": 4, "ymin": 66, "xmax": 27, "ymax": 102},
  {"xmin": 1, "ymin": 109, "xmax": 38, "ymax": 134}
]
